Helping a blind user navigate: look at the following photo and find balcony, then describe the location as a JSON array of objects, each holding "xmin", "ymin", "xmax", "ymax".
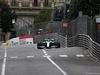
[{"xmin": 7, "ymin": 1, "xmax": 53, "ymax": 10}]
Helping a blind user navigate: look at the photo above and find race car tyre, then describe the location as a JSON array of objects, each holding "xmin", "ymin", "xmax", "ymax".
[
  {"xmin": 37, "ymin": 43, "xmax": 43, "ymax": 49},
  {"xmin": 56, "ymin": 42, "xmax": 60, "ymax": 48},
  {"xmin": 37, "ymin": 46, "xmax": 42, "ymax": 49}
]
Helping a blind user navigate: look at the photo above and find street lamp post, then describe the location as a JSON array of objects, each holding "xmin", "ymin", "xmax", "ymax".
[
  {"xmin": 12, "ymin": 19, "xmax": 19, "ymax": 36},
  {"xmin": 0, "ymin": 8, "xmax": 2, "ymax": 28},
  {"xmin": 0, "ymin": 8, "xmax": 2, "ymax": 41},
  {"xmin": 28, "ymin": 22, "xmax": 32, "ymax": 35}
]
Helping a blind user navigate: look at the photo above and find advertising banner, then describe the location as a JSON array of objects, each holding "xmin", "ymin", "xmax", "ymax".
[
  {"xmin": 4, "ymin": 35, "xmax": 33, "ymax": 46},
  {"xmin": 19, "ymin": 35, "xmax": 33, "ymax": 45},
  {"xmin": 10, "ymin": 37, "xmax": 19, "ymax": 46}
]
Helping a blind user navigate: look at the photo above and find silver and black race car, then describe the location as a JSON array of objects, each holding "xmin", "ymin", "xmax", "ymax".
[{"xmin": 37, "ymin": 38, "xmax": 60, "ymax": 49}]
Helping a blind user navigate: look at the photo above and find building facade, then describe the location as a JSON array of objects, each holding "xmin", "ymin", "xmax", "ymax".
[
  {"xmin": 4, "ymin": 0, "xmax": 70, "ymax": 7},
  {"xmin": 1, "ymin": 0, "xmax": 70, "ymax": 40}
]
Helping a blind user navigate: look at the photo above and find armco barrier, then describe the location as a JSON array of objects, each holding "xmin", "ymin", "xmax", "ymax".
[
  {"xmin": 58, "ymin": 35, "xmax": 67, "ymax": 48},
  {"xmin": 67, "ymin": 34, "xmax": 100, "ymax": 60}
]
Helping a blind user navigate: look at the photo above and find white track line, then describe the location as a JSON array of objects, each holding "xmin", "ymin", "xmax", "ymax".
[
  {"xmin": 86, "ymin": 73, "xmax": 100, "ymax": 75},
  {"xmin": 42, "ymin": 50, "xmax": 47, "ymax": 55},
  {"xmin": 59, "ymin": 55, "xmax": 68, "ymax": 57},
  {"xmin": 27, "ymin": 56, "xmax": 34, "ymax": 58},
  {"xmin": 76, "ymin": 54, "xmax": 84, "ymax": 57},
  {"xmin": 10, "ymin": 56, "xmax": 18, "ymax": 59},
  {"xmin": 1, "ymin": 46, "xmax": 7, "ymax": 75},
  {"xmin": 42, "ymin": 49, "xmax": 68, "ymax": 75}
]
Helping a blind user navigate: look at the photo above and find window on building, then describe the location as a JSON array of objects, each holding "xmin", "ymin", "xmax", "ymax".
[
  {"xmin": 34, "ymin": 0, "xmax": 38, "ymax": 6},
  {"xmin": 12, "ymin": 0, "xmax": 16, "ymax": 6},
  {"xmin": 55, "ymin": 0, "xmax": 64, "ymax": 2},
  {"xmin": 45, "ymin": 0, "xmax": 49, "ymax": 7},
  {"xmin": 56, "ymin": 0, "xmax": 59, "ymax": 2},
  {"xmin": 22, "ymin": 1, "xmax": 29, "ymax": 7},
  {"xmin": 2, "ymin": 0, "xmax": 4, "ymax": 1}
]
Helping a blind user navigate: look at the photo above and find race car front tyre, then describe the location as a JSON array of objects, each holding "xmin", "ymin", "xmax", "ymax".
[
  {"xmin": 37, "ymin": 46, "xmax": 42, "ymax": 49},
  {"xmin": 37, "ymin": 43, "xmax": 43, "ymax": 49}
]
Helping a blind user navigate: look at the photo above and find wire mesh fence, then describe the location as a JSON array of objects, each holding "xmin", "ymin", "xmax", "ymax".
[{"xmin": 34, "ymin": 22, "xmax": 50, "ymax": 35}]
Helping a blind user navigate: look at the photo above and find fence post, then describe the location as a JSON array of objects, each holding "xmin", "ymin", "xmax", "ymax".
[{"xmin": 65, "ymin": 35, "xmax": 67, "ymax": 47}]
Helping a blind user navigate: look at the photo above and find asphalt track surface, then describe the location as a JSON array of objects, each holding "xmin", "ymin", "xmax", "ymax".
[{"xmin": 0, "ymin": 44, "xmax": 100, "ymax": 75}]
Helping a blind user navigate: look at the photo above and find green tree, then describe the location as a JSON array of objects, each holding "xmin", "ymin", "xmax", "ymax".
[
  {"xmin": 0, "ymin": 0, "xmax": 16, "ymax": 33},
  {"xmin": 34, "ymin": 9, "xmax": 52, "ymax": 34},
  {"xmin": 34, "ymin": 9, "xmax": 52, "ymax": 23},
  {"xmin": 68, "ymin": 0, "xmax": 100, "ymax": 20}
]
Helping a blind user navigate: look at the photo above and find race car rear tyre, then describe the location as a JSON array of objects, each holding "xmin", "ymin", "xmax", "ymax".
[{"xmin": 56, "ymin": 43, "xmax": 60, "ymax": 48}]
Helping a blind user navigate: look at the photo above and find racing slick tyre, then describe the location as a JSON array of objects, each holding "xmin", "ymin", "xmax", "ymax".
[
  {"xmin": 37, "ymin": 46, "xmax": 42, "ymax": 49},
  {"xmin": 56, "ymin": 42, "xmax": 60, "ymax": 48},
  {"xmin": 37, "ymin": 43, "xmax": 43, "ymax": 49}
]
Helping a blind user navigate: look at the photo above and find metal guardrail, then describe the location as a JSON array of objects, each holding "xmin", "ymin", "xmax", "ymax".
[
  {"xmin": 67, "ymin": 34, "xmax": 100, "ymax": 60},
  {"xmin": 58, "ymin": 35, "xmax": 67, "ymax": 48}
]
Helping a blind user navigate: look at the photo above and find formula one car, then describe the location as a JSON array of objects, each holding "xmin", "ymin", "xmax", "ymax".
[{"xmin": 37, "ymin": 39, "xmax": 60, "ymax": 49}]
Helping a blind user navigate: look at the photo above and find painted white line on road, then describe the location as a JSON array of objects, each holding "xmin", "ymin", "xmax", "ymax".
[
  {"xmin": 86, "ymin": 73, "xmax": 100, "ymax": 75},
  {"xmin": 42, "ymin": 49, "xmax": 68, "ymax": 75},
  {"xmin": 1, "ymin": 46, "xmax": 7, "ymax": 75},
  {"xmin": 59, "ymin": 55, "xmax": 68, "ymax": 57},
  {"xmin": 43, "ymin": 55, "xmax": 51, "ymax": 57},
  {"xmin": 42, "ymin": 50, "xmax": 47, "ymax": 54},
  {"xmin": 45, "ymin": 53, "xmax": 48, "ymax": 55},
  {"xmin": 42, "ymin": 49, "xmax": 48, "ymax": 56},
  {"xmin": 27, "ymin": 56, "xmax": 34, "ymax": 58},
  {"xmin": 76, "ymin": 54, "xmax": 84, "ymax": 57},
  {"xmin": 10, "ymin": 56, "xmax": 18, "ymax": 59}
]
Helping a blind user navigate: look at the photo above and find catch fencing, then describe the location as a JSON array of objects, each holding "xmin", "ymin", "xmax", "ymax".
[{"xmin": 67, "ymin": 34, "xmax": 100, "ymax": 60}]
